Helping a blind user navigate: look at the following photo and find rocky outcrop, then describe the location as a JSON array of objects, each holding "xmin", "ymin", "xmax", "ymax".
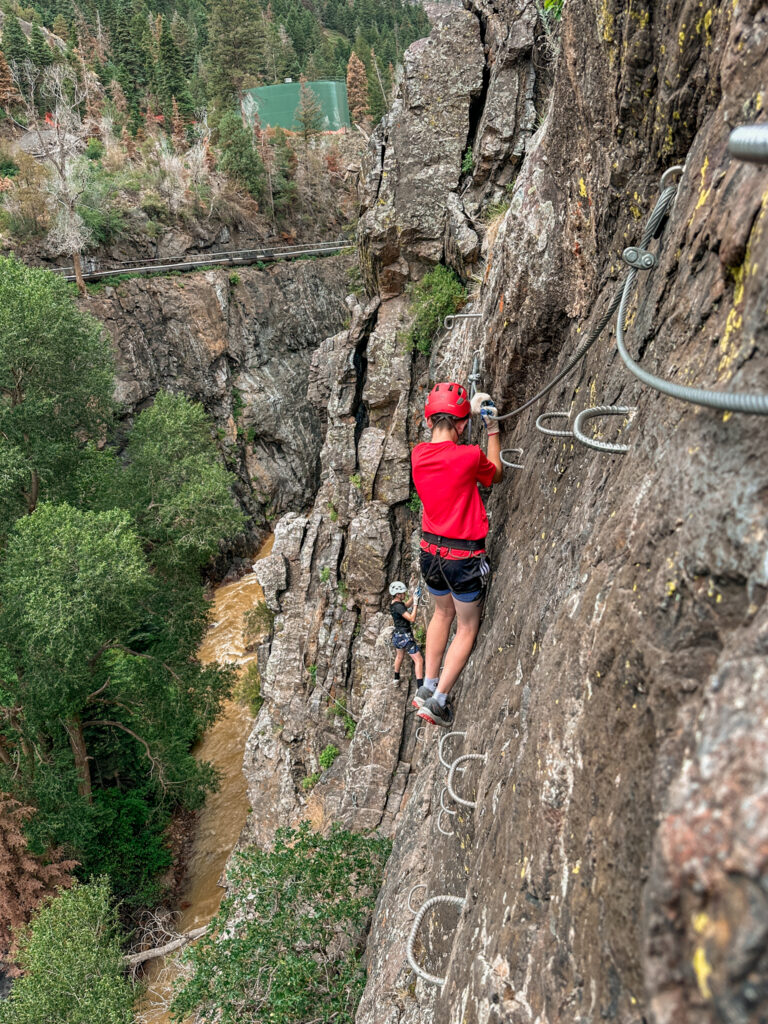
[
  {"xmin": 82, "ymin": 256, "xmax": 353, "ymax": 531},
  {"xmin": 241, "ymin": 1, "xmax": 768, "ymax": 1023},
  {"xmin": 241, "ymin": 293, "xmax": 427, "ymax": 847},
  {"xmin": 358, "ymin": 0, "xmax": 543, "ymax": 295}
]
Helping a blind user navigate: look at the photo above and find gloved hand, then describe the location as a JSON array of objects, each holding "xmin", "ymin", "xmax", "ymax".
[
  {"xmin": 470, "ymin": 392, "xmax": 499, "ymax": 435},
  {"xmin": 414, "ymin": 585, "xmax": 422, "ymax": 600}
]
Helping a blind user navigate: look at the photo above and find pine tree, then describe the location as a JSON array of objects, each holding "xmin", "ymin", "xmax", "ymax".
[
  {"xmin": 0, "ymin": 49, "xmax": 19, "ymax": 110},
  {"xmin": 0, "ymin": 795, "xmax": 77, "ymax": 959},
  {"xmin": 157, "ymin": 17, "xmax": 192, "ymax": 121},
  {"xmin": 346, "ymin": 51, "xmax": 368, "ymax": 123},
  {"xmin": 1, "ymin": 14, "xmax": 29, "ymax": 68},
  {"xmin": 294, "ymin": 77, "xmax": 323, "ymax": 145},
  {"xmin": 51, "ymin": 15, "xmax": 69, "ymax": 42},
  {"xmin": 29, "ymin": 24, "xmax": 53, "ymax": 68},
  {"xmin": 205, "ymin": 0, "xmax": 265, "ymax": 107}
]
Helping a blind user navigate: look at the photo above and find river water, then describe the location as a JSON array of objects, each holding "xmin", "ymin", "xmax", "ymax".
[{"xmin": 137, "ymin": 536, "xmax": 273, "ymax": 1023}]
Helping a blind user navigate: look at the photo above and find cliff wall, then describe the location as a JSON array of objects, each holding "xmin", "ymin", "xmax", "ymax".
[
  {"xmin": 242, "ymin": 1, "xmax": 768, "ymax": 1022},
  {"xmin": 81, "ymin": 256, "xmax": 353, "ymax": 537}
]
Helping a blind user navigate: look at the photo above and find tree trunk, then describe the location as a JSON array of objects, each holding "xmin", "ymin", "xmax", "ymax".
[
  {"xmin": 72, "ymin": 250, "xmax": 87, "ymax": 296},
  {"xmin": 124, "ymin": 926, "xmax": 208, "ymax": 969},
  {"xmin": 65, "ymin": 716, "xmax": 92, "ymax": 802},
  {"xmin": 25, "ymin": 469, "xmax": 39, "ymax": 513}
]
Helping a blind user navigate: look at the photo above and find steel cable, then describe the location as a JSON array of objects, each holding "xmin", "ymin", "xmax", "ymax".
[
  {"xmin": 614, "ymin": 189, "xmax": 768, "ymax": 413},
  {"xmin": 491, "ymin": 168, "xmax": 684, "ymax": 422}
]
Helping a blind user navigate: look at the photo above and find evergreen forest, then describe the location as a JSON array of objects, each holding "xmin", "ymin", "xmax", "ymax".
[{"xmin": 1, "ymin": 0, "xmax": 429, "ymax": 128}]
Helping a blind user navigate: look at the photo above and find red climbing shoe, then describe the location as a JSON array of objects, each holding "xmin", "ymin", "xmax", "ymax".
[{"xmin": 417, "ymin": 697, "xmax": 454, "ymax": 728}]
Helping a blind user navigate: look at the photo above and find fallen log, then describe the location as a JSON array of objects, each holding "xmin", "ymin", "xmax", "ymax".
[{"xmin": 125, "ymin": 925, "xmax": 208, "ymax": 968}]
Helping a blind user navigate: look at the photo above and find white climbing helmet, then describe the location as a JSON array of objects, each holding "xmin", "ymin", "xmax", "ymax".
[{"xmin": 389, "ymin": 581, "xmax": 407, "ymax": 596}]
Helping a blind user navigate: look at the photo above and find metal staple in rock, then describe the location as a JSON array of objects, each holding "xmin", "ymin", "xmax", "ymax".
[
  {"xmin": 447, "ymin": 753, "xmax": 487, "ymax": 808},
  {"xmin": 444, "ymin": 312, "xmax": 483, "ymax": 330},
  {"xmin": 408, "ymin": 883, "xmax": 428, "ymax": 915},
  {"xmin": 500, "ymin": 446, "xmax": 524, "ymax": 469},
  {"xmin": 572, "ymin": 406, "xmax": 635, "ymax": 454},
  {"xmin": 406, "ymin": 894, "xmax": 466, "ymax": 986},
  {"xmin": 438, "ymin": 731, "xmax": 467, "ymax": 770},
  {"xmin": 437, "ymin": 808, "xmax": 455, "ymax": 836},
  {"xmin": 536, "ymin": 411, "xmax": 573, "ymax": 436}
]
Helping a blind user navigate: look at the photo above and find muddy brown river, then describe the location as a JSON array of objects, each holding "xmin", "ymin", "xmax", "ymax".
[{"xmin": 138, "ymin": 536, "xmax": 273, "ymax": 1023}]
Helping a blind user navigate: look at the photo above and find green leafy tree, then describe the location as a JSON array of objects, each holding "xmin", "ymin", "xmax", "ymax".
[
  {"xmin": 0, "ymin": 257, "xmax": 114, "ymax": 529},
  {"xmin": 0, "ymin": 502, "xmax": 153, "ymax": 799},
  {"xmin": 118, "ymin": 390, "xmax": 244, "ymax": 576},
  {"xmin": 0, "ymin": 878, "xmax": 134, "ymax": 1024},
  {"xmin": 173, "ymin": 823, "xmax": 392, "ymax": 1024}
]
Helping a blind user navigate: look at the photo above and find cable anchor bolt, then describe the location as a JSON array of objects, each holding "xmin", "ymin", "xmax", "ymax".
[{"xmin": 622, "ymin": 246, "xmax": 657, "ymax": 270}]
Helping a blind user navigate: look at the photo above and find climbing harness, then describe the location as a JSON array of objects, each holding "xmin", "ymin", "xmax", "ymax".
[
  {"xmin": 728, "ymin": 123, "xmax": 768, "ymax": 165},
  {"xmin": 446, "ymin": 753, "xmax": 487, "ymax": 809},
  {"xmin": 444, "ymin": 312, "xmax": 482, "ymax": 330},
  {"xmin": 500, "ymin": 446, "xmax": 524, "ymax": 469},
  {"xmin": 536, "ymin": 411, "xmax": 573, "ymax": 436},
  {"xmin": 438, "ymin": 731, "xmax": 467, "ymax": 769},
  {"xmin": 614, "ymin": 162, "xmax": 768, "ymax": 414},
  {"xmin": 572, "ymin": 405, "xmax": 635, "ymax": 455},
  {"xmin": 406, "ymin": 893, "xmax": 467, "ymax": 986}
]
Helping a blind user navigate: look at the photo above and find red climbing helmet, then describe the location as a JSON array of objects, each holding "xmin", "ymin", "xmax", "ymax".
[{"xmin": 424, "ymin": 382, "xmax": 470, "ymax": 419}]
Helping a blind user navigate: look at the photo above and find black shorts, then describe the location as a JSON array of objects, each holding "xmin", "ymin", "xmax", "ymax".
[{"xmin": 419, "ymin": 549, "xmax": 490, "ymax": 602}]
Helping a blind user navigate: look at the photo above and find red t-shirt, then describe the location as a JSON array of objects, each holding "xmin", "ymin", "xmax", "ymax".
[{"xmin": 411, "ymin": 441, "xmax": 496, "ymax": 543}]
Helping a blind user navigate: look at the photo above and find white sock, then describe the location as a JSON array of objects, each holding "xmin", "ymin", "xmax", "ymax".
[
  {"xmin": 434, "ymin": 691, "xmax": 448, "ymax": 708},
  {"xmin": 424, "ymin": 678, "xmax": 438, "ymax": 692}
]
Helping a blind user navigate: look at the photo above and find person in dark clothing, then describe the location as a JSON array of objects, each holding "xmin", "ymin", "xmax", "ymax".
[{"xmin": 389, "ymin": 581, "xmax": 424, "ymax": 687}]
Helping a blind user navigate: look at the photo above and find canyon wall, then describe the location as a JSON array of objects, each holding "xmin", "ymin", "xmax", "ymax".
[
  {"xmin": 243, "ymin": 1, "xmax": 768, "ymax": 1022},
  {"xmin": 82, "ymin": 256, "xmax": 354, "ymax": 535}
]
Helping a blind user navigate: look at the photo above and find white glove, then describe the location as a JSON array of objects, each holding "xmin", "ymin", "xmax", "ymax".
[{"xmin": 470, "ymin": 392, "xmax": 499, "ymax": 436}]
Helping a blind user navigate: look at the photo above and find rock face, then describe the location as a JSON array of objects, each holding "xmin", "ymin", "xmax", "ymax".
[
  {"xmin": 82, "ymin": 257, "xmax": 352, "ymax": 531},
  {"xmin": 243, "ymin": 2, "xmax": 768, "ymax": 1024}
]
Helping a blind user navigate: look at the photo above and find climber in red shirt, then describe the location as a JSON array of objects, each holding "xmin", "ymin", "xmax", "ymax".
[{"xmin": 411, "ymin": 381, "xmax": 502, "ymax": 727}]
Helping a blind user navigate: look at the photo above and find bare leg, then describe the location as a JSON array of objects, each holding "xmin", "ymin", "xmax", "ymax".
[
  {"xmin": 409, "ymin": 649, "xmax": 424, "ymax": 678},
  {"xmin": 425, "ymin": 593, "xmax": 455, "ymax": 680},
  {"xmin": 394, "ymin": 649, "xmax": 404, "ymax": 673},
  {"xmin": 436, "ymin": 596, "xmax": 483, "ymax": 696}
]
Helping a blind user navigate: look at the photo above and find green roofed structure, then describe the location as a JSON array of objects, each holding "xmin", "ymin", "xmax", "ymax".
[{"xmin": 242, "ymin": 80, "xmax": 351, "ymax": 133}]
